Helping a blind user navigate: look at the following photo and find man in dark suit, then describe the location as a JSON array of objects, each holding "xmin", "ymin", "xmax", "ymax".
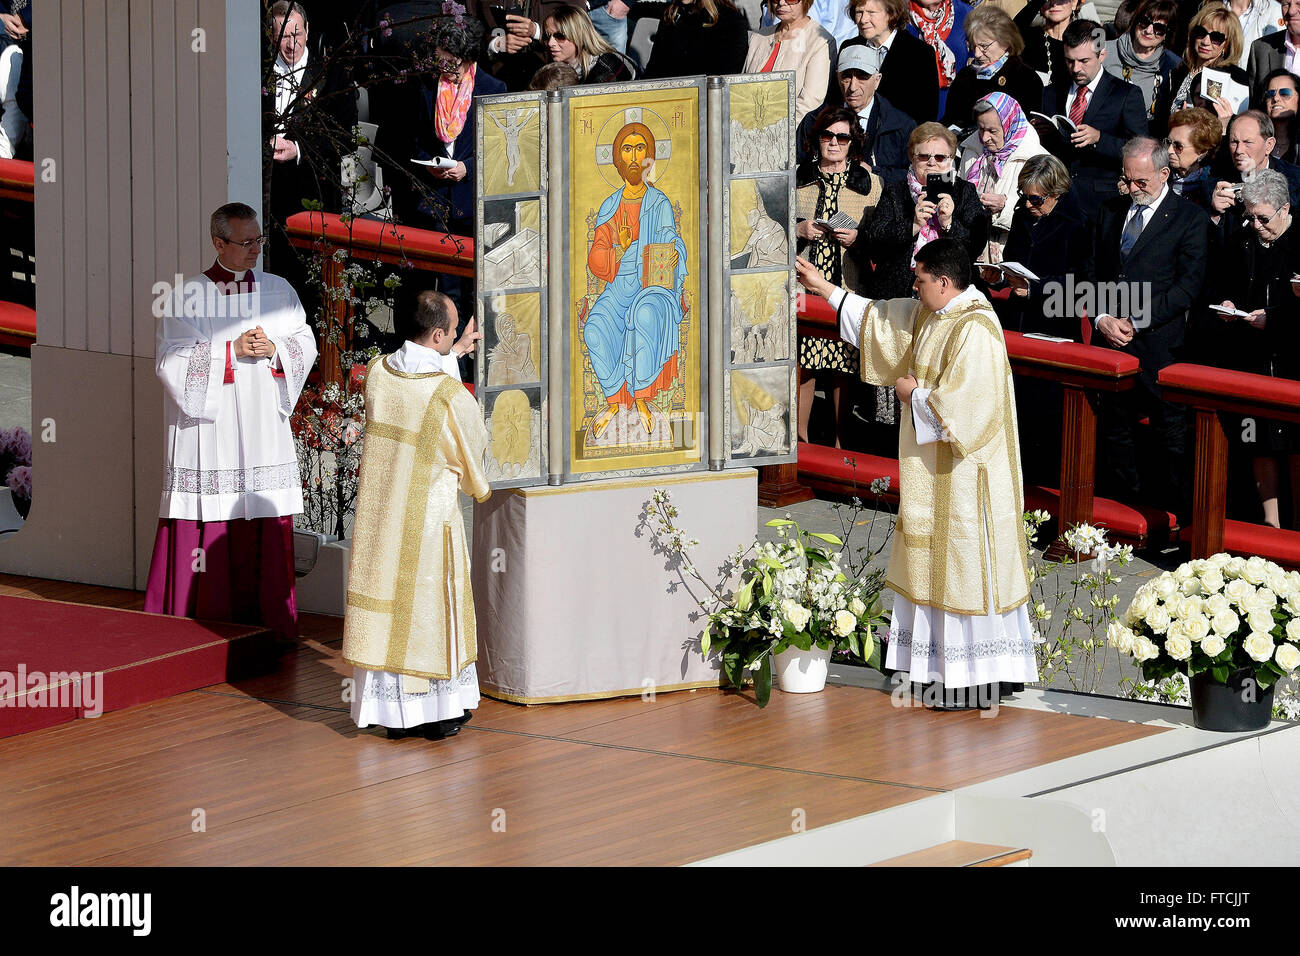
[
  {"xmin": 1084, "ymin": 135, "xmax": 1207, "ymax": 516},
  {"xmin": 1245, "ymin": 0, "xmax": 1300, "ymax": 104},
  {"xmin": 840, "ymin": 0, "xmax": 939, "ymax": 127},
  {"xmin": 797, "ymin": 44, "xmax": 916, "ymax": 181},
  {"xmin": 1035, "ymin": 19, "xmax": 1149, "ymax": 224}
]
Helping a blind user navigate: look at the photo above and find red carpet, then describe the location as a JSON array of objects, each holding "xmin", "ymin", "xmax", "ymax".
[{"xmin": 0, "ymin": 596, "xmax": 270, "ymax": 738}]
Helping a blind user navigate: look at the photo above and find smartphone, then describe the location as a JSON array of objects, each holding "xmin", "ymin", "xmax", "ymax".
[{"xmin": 925, "ymin": 173, "xmax": 955, "ymax": 205}]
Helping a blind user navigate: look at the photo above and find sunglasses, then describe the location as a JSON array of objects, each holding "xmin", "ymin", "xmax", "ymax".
[
  {"xmin": 818, "ymin": 130, "xmax": 853, "ymax": 143},
  {"xmin": 1135, "ymin": 15, "xmax": 1168, "ymax": 36},
  {"xmin": 543, "ymin": 30, "xmax": 567, "ymax": 42},
  {"xmin": 1019, "ymin": 191, "xmax": 1048, "ymax": 207},
  {"xmin": 219, "ymin": 234, "xmax": 269, "ymax": 247},
  {"xmin": 1242, "ymin": 206, "xmax": 1286, "ymax": 225},
  {"xmin": 1190, "ymin": 26, "xmax": 1227, "ymax": 45},
  {"xmin": 1265, "ymin": 88, "xmax": 1297, "ymax": 99},
  {"xmin": 1161, "ymin": 136, "xmax": 1188, "ymax": 152},
  {"xmin": 1118, "ymin": 176, "xmax": 1153, "ymax": 189},
  {"xmin": 914, "ymin": 152, "xmax": 951, "ymax": 162}
]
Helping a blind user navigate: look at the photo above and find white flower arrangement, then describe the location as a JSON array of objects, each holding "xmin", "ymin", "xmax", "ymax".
[{"xmin": 1113, "ymin": 554, "xmax": 1300, "ymax": 692}]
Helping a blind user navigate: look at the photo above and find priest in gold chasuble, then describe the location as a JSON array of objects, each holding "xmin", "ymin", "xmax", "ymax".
[
  {"xmin": 343, "ymin": 291, "xmax": 492, "ymax": 739},
  {"xmin": 796, "ymin": 239, "xmax": 1038, "ymax": 706}
]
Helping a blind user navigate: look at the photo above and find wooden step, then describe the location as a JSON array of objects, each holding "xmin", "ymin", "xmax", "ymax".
[{"xmin": 869, "ymin": 841, "xmax": 1032, "ymax": 867}]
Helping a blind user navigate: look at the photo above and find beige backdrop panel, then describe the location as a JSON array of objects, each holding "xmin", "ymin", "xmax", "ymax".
[{"xmin": 472, "ymin": 470, "xmax": 757, "ymax": 702}]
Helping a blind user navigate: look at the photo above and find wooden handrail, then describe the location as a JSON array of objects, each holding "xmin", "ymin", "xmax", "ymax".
[
  {"xmin": 1159, "ymin": 362, "xmax": 1300, "ymax": 560},
  {"xmin": 0, "ymin": 159, "xmax": 34, "ymax": 203},
  {"xmin": 283, "ymin": 212, "xmax": 474, "ymax": 383}
]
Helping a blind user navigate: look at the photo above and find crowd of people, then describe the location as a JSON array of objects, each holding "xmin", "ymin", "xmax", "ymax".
[{"xmin": 262, "ymin": 0, "xmax": 1300, "ymax": 530}]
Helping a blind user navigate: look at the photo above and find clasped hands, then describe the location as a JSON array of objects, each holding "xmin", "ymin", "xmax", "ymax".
[
  {"xmin": 1096, "ymin": 314, "xmax": 1136, "ymax": 347},
  {"xmin": 233, "ymin": 326, "xmax": 276, "ymax": 360}
]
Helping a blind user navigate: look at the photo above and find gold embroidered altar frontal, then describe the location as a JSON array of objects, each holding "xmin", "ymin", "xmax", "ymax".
[
  {"xmin": 342, "ymin": 360, "xmax": 491, "ymax": 681},
  {"xmin": 854, "ymin": 297, "xmax": 1031, "ymax": 615}
]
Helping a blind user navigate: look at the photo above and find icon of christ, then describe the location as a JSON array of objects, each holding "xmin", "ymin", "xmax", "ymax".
[{"xmin": 582, "ymin": 121, "xmax": 688, "ymax": 438}]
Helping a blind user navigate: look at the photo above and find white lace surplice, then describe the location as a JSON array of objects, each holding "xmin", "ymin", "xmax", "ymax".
[
  {"xmin": 155, "ymin": 271, "xmax": 317, "ymax": 520},
  {"xmin": 884, "ymin": 385, "xmax": 1040, "ymax": 688},
  {"xmin": 349, "ymin": 338, "xmax": 479, "ymax": 729}
]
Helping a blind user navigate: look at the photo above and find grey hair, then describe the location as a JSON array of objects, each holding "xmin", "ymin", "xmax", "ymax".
[
  {"xmin": 1241, "ymin": 168, "xmax": 1290, "ymax": 211},
  {"xmin": 1122, "ymin": 135, "xmax": 1170, "ymax": 173},
  {"xmin": 972, "ymin": 98, "xmax": 998, "ymax": 121},
  {"xmin": 210, "ymin": 202, "xmax": 258, "ymax": 239}
]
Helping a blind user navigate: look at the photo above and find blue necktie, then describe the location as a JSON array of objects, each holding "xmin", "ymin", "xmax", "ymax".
[{"xmin": 1120, "ymin": 204, "xmax": 1147, "ymax": 256}]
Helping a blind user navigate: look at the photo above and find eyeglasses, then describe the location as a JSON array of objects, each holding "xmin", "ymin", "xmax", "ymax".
[
  {"xmin": 1135, "ymin": 16, "xmax": 1168, "ymax": 36},
  {"xmin": 1190, "ymin": 26, "xmax": 1227, "ymax": 45},
  {"xmin": 769, "ymin": 0, "xmax": 799, "ymax": 7},
  {"xmin": 219, "ymin": 234, "xmax": 268, "ymax": 248},
  {"xmin": 1018, "ymin": 191, "xmax": 1049, "ymax": 207},
  {"xmin": 436, "ymin": 55, "xmax": 462, "ymax": 73},
  {"xmin": 1162, "ymin": 137, "xmax": 1189, "ymax": 152},
  {"xmin": 1118, "ymin": 176, "xmax": 1153, "ymax": 189},
  {"xmin": 543, "ymin": 30, "xmax": 567, "ymax": 42},
  {"xmin": 819, "ymin": 130, "xmax": 853, "ymax": 143},
  {"xmin": 968, "ymin": 39, "xmax": 999, "ymax": 54},
  {"xmin": 1242, "ymin": 206, "xmax": 1286, "ymax": 225},
  {"xmin": 1042, "ymin": 0, "xmax": 1075, "ymax": 6},
  {"xmin": 1265, "ymin": 88, "xmax": 1297, "ymax": 100},
  {"xmin": 914, "ymin": 152, "xmax": 951, "ymax": 162}
]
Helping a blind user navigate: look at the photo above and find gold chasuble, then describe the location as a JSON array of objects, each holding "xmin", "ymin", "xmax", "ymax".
[
  {"xmin": 838, "ymin": 290, "xmax": 1030, "ymax": 616},
  {"xmin": 343, "ymin": 358, "xmax": 491, "ymax": 681}
]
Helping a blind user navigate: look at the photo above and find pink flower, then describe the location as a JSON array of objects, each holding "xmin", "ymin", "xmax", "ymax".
[{"xmin": 6, "ymin": 465, "xmax": 32, "ymax": 502}]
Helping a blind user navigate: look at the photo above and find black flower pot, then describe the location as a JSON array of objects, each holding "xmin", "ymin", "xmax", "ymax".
[{"xmin": 1189, "ymin": 669, "xmax": 1274, "ymax": 732}]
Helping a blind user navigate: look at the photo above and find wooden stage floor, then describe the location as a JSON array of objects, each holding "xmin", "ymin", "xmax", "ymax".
[{"xmin": 0, "ymin": 574, "xmax": 1166, "ymax": 866}]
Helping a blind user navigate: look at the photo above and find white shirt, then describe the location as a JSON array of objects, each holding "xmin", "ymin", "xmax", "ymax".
[
  {"xmin": 1288, "ymin": 32, "xmax": 1300, "ymax": 76},
  {"xmin": 1231, "ymin": 0, "xmax": 1282, "ymax": 69},
  {"xmin": 1095, "ymin": 182, "xmax": 1169, "ymax": 327},
  {"xmin": 810, "ymin": 0, "xmax": 859, "ymax": 44},
  {"xmin": 1065, "ymin": 67, "xmax": 1105, "ymax": 123},
  {"xmin": 389, "ymin": 338, "xmax": 462, "ymax": 380},
  {"xmin": 857, "ymin": 97, "xmax": 875, "ymax": 130},
  {"xmin": 273, "ymin": 46, "xmax": 308, "ymax": 121}
]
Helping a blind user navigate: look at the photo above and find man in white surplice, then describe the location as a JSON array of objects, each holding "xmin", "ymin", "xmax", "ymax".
[
  {"xmin": 144, "ymin": 202, "xmax": 317, "ymax": 641},
  {"xmin": 796, "ymin": 238, "xmax": 1038, "ymax": 710}
]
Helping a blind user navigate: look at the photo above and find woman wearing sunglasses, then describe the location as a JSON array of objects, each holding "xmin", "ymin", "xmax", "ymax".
[
  {"xmin": 1103, "ymin": 0, "xmax": 1180, "ymax": 130},
  {"xmin": 793, "ymin": 108, "xmax": 882, "ymax": 445},
  {"xmin": 1164, "ymin": 105, "xmax": 1222, "ymax": 202},
  {"xmin": 1164, "ymin": 5, "xmax": 1248, "ymax": 128},
  {"xmin": 958, "ymin": 93, "xmax": 1048, "ymax": 262},
  {"xmin": 865, "ymin": 122, "xmax": 987, "ymax": 300},
  {"xmin": 1201, "ymin": 168, "xmax": 1300, "ymax": 529},
  {"xmin": 1261, "ymin": 68, "xmax": 1300, "ymax": 163},
  {"xmin": 542, "ymin": 6, "xmax": 638, "ymax": 84}
]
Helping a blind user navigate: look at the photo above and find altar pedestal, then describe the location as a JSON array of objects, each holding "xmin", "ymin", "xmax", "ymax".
[{"xmin": 471, "ymin": 469, "xmax": 756, "ymax": 703}]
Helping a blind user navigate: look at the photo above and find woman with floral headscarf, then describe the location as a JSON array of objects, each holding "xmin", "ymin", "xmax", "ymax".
[
  {"xmin": 906, "ymin": 0, "xmax": 973, "ymax": 116},
  {"xmin": 958, "ymin": 92, "xmax": 1048, "ymax": 261}
]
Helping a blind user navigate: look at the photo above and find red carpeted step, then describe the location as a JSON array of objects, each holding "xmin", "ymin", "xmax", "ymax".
[
  {"xmin": 1024, "ymin": 487, "xmax": 1176, "ymax": 543},
  {"xmin": 0, "ymin": 596, "xmax": 270, "ymax": 738},
  {"xmin": 1223, "ymin": 520, "xmax": 1300, "ymax": 570}
]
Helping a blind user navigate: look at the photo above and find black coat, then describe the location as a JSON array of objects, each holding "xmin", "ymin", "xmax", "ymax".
[
  {"xmin": 841, "ymin": 30, "xmax": 940, "ymax": 127},
  {"xmin": 1040, "ymin": 71, "xmax": 1149, "ymax": 223},
  {"xmin": 1157, "ymin": 61, "xmax": 1251, "ymax": 130},
  {"xmin": 864, "ymin": 176, "xmax": 989, "ymax": 299},
  {"xmin": 796, "ymin": 94, "xmax": 916, "ymax": 182},
  {"xmin": 1198, "ymin": 221, "xmax": 1300, "ymax": 379},
  {"xmin": 942, "ymin": 57, "xmax": 1045, "ymax": 129},
  {"xmin": 379, "ymin": 65, "xmax": 507, "ymax": 230},
  {"xmin": 634, "ymin": 2, "xmax": 750, "ymax": 79},
  {"xmin": 1081, "ymin": 191, "xmax": 1209, "ymax": 377},
  {"xmin": 995, "ymin": 189, "xmax": 1089, "ymax": 337},
  {"xmin": 1018, "ymin": 22, "xmax": 1071, "ymax": 95}
]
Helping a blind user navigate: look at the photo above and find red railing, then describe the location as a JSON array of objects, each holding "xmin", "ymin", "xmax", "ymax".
[
  {"xmin": 284, "ymin": 211, "xmax": 474, "ymax": 382},
  {"xmin": 1159, "ymin": 364, "xmax": 1300, "ymax": 567},
  {"xmin": 772, "ymin": 295, "xmax": 1163, "ymax": 556},
  {"xmin": 0, "ymin": 159, "xmax": 35, "ymax": 347}
]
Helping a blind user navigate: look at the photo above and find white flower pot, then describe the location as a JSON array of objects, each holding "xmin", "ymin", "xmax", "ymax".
[{"xmin": 774, "ymin": 644, "xmax": 832, "ymax": 694}]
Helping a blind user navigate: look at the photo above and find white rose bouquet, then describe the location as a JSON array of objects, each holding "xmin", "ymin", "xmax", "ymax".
[
  {"xmin": 1112, "ymin": 553, "xmax": 1300, "ymax": 691},
  {"xmin": 644, "ymin": 492, "xmax": 888, "ymax": 707}
]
